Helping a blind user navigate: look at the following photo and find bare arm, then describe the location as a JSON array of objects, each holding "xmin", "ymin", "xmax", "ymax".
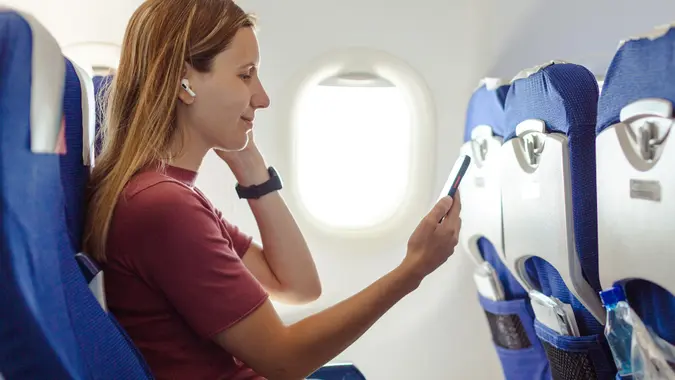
[
  {"xmin": 214, "ymin": 194, "xmax": 462, "ymax": 380},
  {"xmin": 242, "ymin": 241, "xmax": 320, "ymax": 304},
  {"xmin": 221, "ymin": 144, "xmax": 321, "ymax": 304},
  {"xmin": 216, "ymin": 263, "xmax": 419, "ymax": 379}
]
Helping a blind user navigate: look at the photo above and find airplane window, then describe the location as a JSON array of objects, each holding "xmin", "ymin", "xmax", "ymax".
[
  {"xmin": 62, "ymin": 41, "xmax": 120, "ymax": 77},
  {"xmin": 294, "ymin": 74, "xmax": 412, "ymax": 229}
]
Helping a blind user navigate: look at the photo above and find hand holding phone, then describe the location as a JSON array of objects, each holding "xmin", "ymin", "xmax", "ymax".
[
  {"xmin": 440, "ymin": 154, "xmax": 471, "ymax": 200},
  {"xmin": 438, "ymin": 155, "xmax": 470, "ymax": 222}
]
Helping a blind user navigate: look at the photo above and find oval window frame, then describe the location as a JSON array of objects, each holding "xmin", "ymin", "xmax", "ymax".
[{"xmin": 279, "ymin": 47, "xmax": 437, "ymax": 238}]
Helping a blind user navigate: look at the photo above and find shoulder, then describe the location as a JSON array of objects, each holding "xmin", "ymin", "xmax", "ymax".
[
  {"xmin": 114, "ymin": 171, "xmax": 218, "ymax": 229},
  {"xmin": 121, "ymin": 171, "xmax": 207, "ymax": 210}
]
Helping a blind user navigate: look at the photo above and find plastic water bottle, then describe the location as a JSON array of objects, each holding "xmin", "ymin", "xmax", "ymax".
[{"xmin": 600, "ymin": 285, "xmax": 634, "ymax": 377}]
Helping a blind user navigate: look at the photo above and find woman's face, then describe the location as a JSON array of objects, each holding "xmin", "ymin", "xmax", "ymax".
[{"xmin": 178, "ymin": 27, "xmax": 270, "ymax": 152}]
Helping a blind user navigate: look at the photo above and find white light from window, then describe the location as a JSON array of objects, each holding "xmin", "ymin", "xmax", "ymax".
[
  {"xmin": 62, "ymin": 42, "xmax": 120, "ymax": 79},
  {"xmin": 295, "ymin": 81, "xmax": 412, "ymax": 229}
]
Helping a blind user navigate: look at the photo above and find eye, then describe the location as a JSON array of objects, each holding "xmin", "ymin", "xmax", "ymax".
[{"xmin": 239, "ymin": 73, "xmax": 252, "ymax": 81}]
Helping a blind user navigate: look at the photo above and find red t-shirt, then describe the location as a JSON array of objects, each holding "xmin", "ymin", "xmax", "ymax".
[{"xmin": 104, "ymin": 165, "xmax": 268, "ymax": 380}]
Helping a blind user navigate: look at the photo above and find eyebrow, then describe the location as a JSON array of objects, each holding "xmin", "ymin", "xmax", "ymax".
[{"xmin": 239, "ymin": 62, "xmax": 257, "ymax": 70}]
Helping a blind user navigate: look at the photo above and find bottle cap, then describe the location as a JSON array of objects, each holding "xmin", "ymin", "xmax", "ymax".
[{"xmin": 599, "ymin": 285, "xmax": 626, "ymax": 306}]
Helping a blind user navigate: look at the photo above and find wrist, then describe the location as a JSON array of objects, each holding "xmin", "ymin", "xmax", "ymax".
[
  {"xmin": 229, "ymin": 153, "xmax": 269, "ymax": 186},
  {"xmin": 391, "ymin": 261, "xmax": 424, "ymax": 294}
]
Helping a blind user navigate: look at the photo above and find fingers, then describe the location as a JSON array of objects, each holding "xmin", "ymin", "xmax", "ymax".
[
  {"xmin": 446, "ymin": 190, "xmax": 462, "ymax": 222},
  {"xmin": 426, "ymin": 196, "xmax": 454, "ymax": 225},
  {"xmin": 453, "ymin": 217, "xmax": 461, "ymax": 241},
  {"xmin": 439, "ymin": 191, "xmax": 462, "ymax": 235}
]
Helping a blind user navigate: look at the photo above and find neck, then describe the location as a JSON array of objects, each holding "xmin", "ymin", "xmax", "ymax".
[
  {"xmin": 169, "ymin": 117, "xmax": 211, "ymax": 172},
  {"xmin": 169, "ymin": 149, "xmax": 205, "ymax": 172},
  {"xmin": 167, "ymin": 133, "xmax": 210, "ymax": 173}
]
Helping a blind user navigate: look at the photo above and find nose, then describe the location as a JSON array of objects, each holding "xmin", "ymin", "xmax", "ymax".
[{"xmin": 251, "ymin": 80, "xmax": 270, "ymax": 110}]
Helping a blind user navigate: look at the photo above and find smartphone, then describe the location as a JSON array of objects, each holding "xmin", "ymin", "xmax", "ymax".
[
  {"xmin": 438, "ymin": 154, "xmax": 471, "ymax": 222},
  {"xmin": 440, "ymin": 154, "xmax": 471, "ymax": 199}
]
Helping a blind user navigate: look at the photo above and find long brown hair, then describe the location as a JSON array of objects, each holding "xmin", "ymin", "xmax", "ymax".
[{"xmin": 84, "ymin": 0, "xmax": 255, "ymax": 262}]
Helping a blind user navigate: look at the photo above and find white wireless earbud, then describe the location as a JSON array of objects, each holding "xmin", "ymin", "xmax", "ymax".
[{"xmin": 180, "ymin": 78, "xmax": 196, "ymax": 97}]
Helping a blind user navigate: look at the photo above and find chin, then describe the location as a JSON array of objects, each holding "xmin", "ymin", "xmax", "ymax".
[{"xmin": 216, "ymin": 132, "xmax": 249, "ymax": 152}]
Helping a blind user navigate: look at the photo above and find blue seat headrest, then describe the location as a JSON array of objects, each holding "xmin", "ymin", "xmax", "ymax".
[
  {"xmin": 597, "ymin": 27, "xmax": 675, "ymax": 135},
  {"xmin": 505, "ymin": 62, "xmax": 599, "ymax": 142},
  {"xmin": 464, "ymin": 80, "xmax": 510, "ymax": 141}
]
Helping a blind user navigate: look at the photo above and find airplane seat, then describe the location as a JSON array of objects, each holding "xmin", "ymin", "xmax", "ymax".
[
  {"xmin": 308, "ymin": 363, "xmax": 367, "ymax": 380},
  {"xmin": 596, "ymin": 24, "xmax": 675, "ymax": 347},
  {"xmin": 0, "ymin": 8, "xmax": 153, "ymax": 379},
  {"xmin": 462, "ymin": 77, "xmax": 529, "ymax": 297},
  {"xmin": 60, "ymin": 60, "xmax": 94, "ymax": 253},
  {"xmin": 501, "ymin": 61, "xmax": 616, "ymax": 379},
  {"xmin": 459, "ymin": 78, "xmax": 550, "ymax": 379},
  {"xmin": 61, "ymin": 58, "xmax": 154, "ymax": 379},
  {"xmin": 0, "ymin": 9, "xmax": 84, "ymax": 379}
]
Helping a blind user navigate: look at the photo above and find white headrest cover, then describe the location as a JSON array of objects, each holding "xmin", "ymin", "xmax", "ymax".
[
  {"xmin": 2, "ymin": 7, "xmax": 66, "ymax": 154},
  {"xmin": 618, "ymin": 22, "xmax": 675, "ymax": 49},
  {"xmin": 510, "ymin": 60, "xmax": 568, "ymax": 83},
  {"xmin": 476, "ymin": 77, "xmax": 506, "ymax": 91}
]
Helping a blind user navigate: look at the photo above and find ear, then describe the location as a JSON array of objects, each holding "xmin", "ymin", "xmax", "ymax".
[{"xmin": 177, "ymin": 63, "xmax": 196, "ymax": 105}]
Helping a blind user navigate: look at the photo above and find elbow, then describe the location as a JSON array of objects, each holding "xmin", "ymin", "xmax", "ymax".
[
  {"xmin": 278, "ymin": 277, "xmax": 322, "ymax": 305},
  {"xmin": 293, "ymin": 278, "xmax": 322, "ymax": 304},
  {"xmin": 300, "ymin": 270, "xmax": 322, "ymax": 302},
  {"xmin": 303, "ymin": 278, "xmax": 322, "ymax": 302}
]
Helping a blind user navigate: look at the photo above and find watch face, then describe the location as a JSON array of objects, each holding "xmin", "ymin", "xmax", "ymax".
[{"xmin": 268, "ymin": 166, "xmax": 282, "ymax": 184}]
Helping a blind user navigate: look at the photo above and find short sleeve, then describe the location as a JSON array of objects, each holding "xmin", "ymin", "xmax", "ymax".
[
  {"xmin": 124, "ymin": 181, "xmax": 268, "ymax": 339},
  {"xmin": 215, "ymin": 208, "xmax": 253, "ymax": 258}
]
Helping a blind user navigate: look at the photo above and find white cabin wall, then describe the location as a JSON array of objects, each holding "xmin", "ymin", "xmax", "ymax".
[{"xmin": 478, "ymin": 0, "xmax": 675, "ymax": 77}]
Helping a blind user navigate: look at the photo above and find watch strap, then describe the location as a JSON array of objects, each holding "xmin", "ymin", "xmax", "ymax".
[{"xmin": 235, "ymin": 167, "xmax": 282, "ymax": 199}]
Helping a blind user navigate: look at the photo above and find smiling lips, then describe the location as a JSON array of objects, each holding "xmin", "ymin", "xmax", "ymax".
[{"xmin": 241, "ymin": 116, "xmax": 253, "ymax": 125}]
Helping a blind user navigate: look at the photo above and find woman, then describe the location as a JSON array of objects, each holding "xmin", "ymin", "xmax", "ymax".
[{"xmin": 84, "ymin": 0, "xmax": 462, "ymax": 379}]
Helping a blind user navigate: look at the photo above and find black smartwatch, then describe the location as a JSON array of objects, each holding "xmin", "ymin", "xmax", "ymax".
[{"xmin": 235, "ymin": 166, "xmax": 283, "ymax": 199}]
